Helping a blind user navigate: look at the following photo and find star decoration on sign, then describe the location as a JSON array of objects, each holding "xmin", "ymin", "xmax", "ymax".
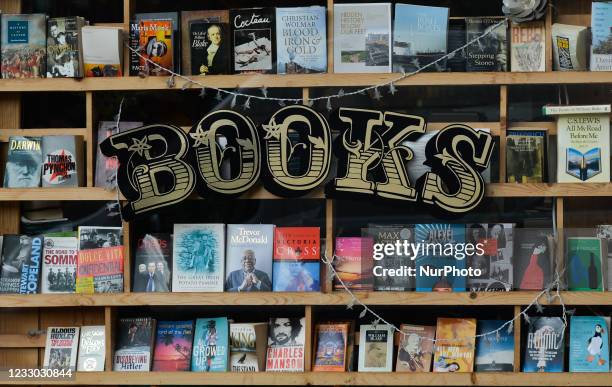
[
  {"xmin": 189, "ymin": 125, "xmax": 211, "ymax": 148},
  {"xmin": 262, "ymin": 118, "xmax": 282, "ymax": 140},
  {"xmin": 128, "ymin": 137, "xmax": 152, "ymax": 156}
]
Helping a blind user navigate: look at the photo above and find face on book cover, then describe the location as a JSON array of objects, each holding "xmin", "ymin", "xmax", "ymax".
[
  {"xmin": 5, "ymin": 157, "xmax": 39, "ymax": 187},
  {"xmin": 270, "ymin": 318, "xmax": 302, "ymax": 345}
]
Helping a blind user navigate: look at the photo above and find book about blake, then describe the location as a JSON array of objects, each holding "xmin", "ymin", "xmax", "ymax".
[
  {"xmin": 522, "ymin": 316, "xmax": 565, "ymax": 372},
  {"xmin": 569, "ymin": 316, "xmax": 610, "ymax": 372},
  {"xmin": 475, "ymin": 320, "xmax": 514, "ymax": 371}
]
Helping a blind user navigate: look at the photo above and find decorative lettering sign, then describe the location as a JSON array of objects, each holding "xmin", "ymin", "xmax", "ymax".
[{"xmin": 100, "ymin": 106, "xmax": 493, "ymax": 220}]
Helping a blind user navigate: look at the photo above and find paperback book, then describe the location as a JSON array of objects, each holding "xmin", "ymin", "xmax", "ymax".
[
  {"xmin": 41, "ymin": 236, "xmax": 78, "ymax": 293},
  {"xmin": 229, "ymin": 322, "xmax": 268, "ymax": 372},
  {"xmin": 523, "ymin": 316, "xmax": 565, "ymax": 372},
  {"xmin": 76, "ymin": 226, "xmax": 124, "ymax": 293},
  {"xmin": 41, "ymin": 135, "xmax": 84, "ymax": 187},
  {"xmin": 551, "ymin": 23, "xmax": 589, "ymax": 71},
  {"xmin": 131, "ymin": 12, "xmax": 180, "ymax": 75},
  {"xmin": 367, "ymin": 225, "xmax": 414, "ymax": 291},
  {"xmin": 3, "ymin": 136, "xmax": 42, "ymax": 188},
  {"xmin": 465, "ymin": 17, "xmax": 508, "ymax": 72},
  {"xmin": 272, "ymin": 227, "xmax": 320, "ymax": 292},
  {"xmin": 506, "ymin": 129, "xmax": 547, "ymax": 183},
  {"xmin": 192, "ymin": 317, "xmax": 229, "ymax": 372},
  {"xmin": 357, "ymin": 324, "xmax": 394, "ymax": 372},
  {"xmin": 153, "ymin": 320, "xmax": 194, "ymax": 371},
  {"xmin": 467, "ymin": 223, "xmax": 514, "ymax": 292},
  {"xmin": 312, "ymin": 323, "xmax": 349, "ymax": 371},
  {"xmin": 43, "ymin": 327, "xmax": 80, "ymax": 370},
  {"xmin": 132, "ymin": 19, "xmax": 174, "ymax": 76},
  {"xmin": 230, "ymin": 8, "xmax": 276, "ymax": 74},
  {"xmin": 569, "ymin": 315, "xmax": 610, "ymax": 372},
  {"xmin": 1, "ymin": 14, "xmax": 47, "ymax": 78},
  {"xmin": 513, "ymin": 228, "xmax": 553, "ymax": 290},
  {"xmin": 225, "ymin": 224, "xmax": 273, "ymax": 292},
  {"xmin": 566, "ymin": 237, "xmax": 605, "ymax": 291},
  {"xmin": 18, "ymin": 234, "xmax": 43, "ymax": 294},
  {"xmin": 46, "ymin": 17, "xmax": 86, "ymax": 78},
  {"xmin": 132, "ymin": 233, "xmax": 172, "ymax": 292},
  {"xmin": 82, "ymin": 26, "xmax": 123, "ymax": 77},
  {"xmin": 266, "ymin": 317, "xmax": 306, "ymax": 371},
  {"xmin": 447, "ymin": 18, "xmax": 466, "ymax": 71},
  {"xmin": 113, "ymin": 317, "xmax": 156, "ymax": 371},
  {"xmin": 189, "ymin": 20, "xmax": 230, "ymax": 75},
  {"xmin": 77, "ymin": 325, "xmax": 105, "ymax": 371},
  {"xmin": 475, "ymin": 320, "xmax": 514, "ymax": 371},
  {"xmin": 596, "ymin": 224, "xmax": 612, "ymax": 289},
  {"xmin": 396, "ymin": 324, "xmax": 435, "ymax": 372},
  {"xmin": 95, "ymin": 121, "xmax": 143, "ymax": 188},
  {"xmin": 433, "ymin": 318, "xmax": 476, "ymax": 372},
  {"xmin": 181, "ymin": 10, "xmax": 229, "ymax": 75},
  {"xmin": 590, "ymin": 1, "xmax": 612, "ymax": 71},
  {"xmin": 0, "ymin": 235, "xmax": 32, "ymax": 293},
  {"xmin": 333, "ymin": 237, "xmax": 373, "ymax": 291},
  {"xmin": 510, "ymin": 21, "xmax": 545, "ymax": 72}
]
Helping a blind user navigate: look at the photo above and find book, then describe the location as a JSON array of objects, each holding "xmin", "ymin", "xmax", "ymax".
[
  {"xmin": 392, "ymin": 4, "xmax": 449, "ymax": 73},
  {"xmin": 77, "ymin": 325, "xmax": 106, "ymax": 371},
  {"xmin": 523, "ymin": 316, "xmax": 565, "ymax": 372},
  {"xmin": 543, "ymin": 104, "xmax": 611, "ymax": 115},
  {"xmin": 357, "ymin": 324, "xmax": 393, "ymax": 372},
  {"xmin": 43, "ymin": 327, "xmax": 80, "ymax": 370},
  {"xmin": 82, "ymin": 26, "xmax": 123, "ymax": 77},
  {"xmin": 229, "ymin": 322, "xmax": 268, "ymax": 372},
  {"xmin": 266, "ymin": 317, "xmax": 306, "ymax": 371},
  {"xmin": 513, "ymin": 228, "xmax": 553, "ymax": 290},
  {"xmin": 569, "ymin": 315, "xmax": 610, "ymax": 372},
  {"xmin": 18, "ymin": 234, "xmax": 42, "ymax": 294},
  {"xmin": 396, "ymin": 324, "xmax": 435, "ymax": 372},
  {"xmin": 133, "ymin": 19, "xmax": 174, "ymax": 76},
  {"xmin": 0, "ymin": 235, "xmax": 31, "ymax": 293},
  {"xmin": 46, "ymin": 17, "xmax": 86, "ymax": 78},
  {"xmin": 172, "ymin": 224, "xmax": 225, "ymax": 292},
  {"xmin": 433, "ymin": 318, "xmax": 476, "ymax": 372},
  {"xmin": 41, "ymin": 135, "xmax": 84, "ymax": 187},
  {"xmin": 312, "ymin": 323, "xmax": 349, "ymax": 371},
  {"xmin": 191, "ymin": 317, "xmax": 230, "ymax": 372},
  {"xmin": 181, "ymin": 10, "xmax": 229, "ymax": 75},
  {"xmin": 225, "ymin": 224, "xmax": 273, "ymax": 292},
  {"xmin": 76, "ymin": 226, "xmax": 124, "ymax": 293},
  {"xmin": 152, "ymin": 320, "xmax": 194, "ymax": 371},
  {"xmin": 367, "ymin": 225, "xmax": 414, "ymax": 291},
  {"xmin": 41, "ymin": 236, "xmax": 78, "ymax": 294},
  {"xmin": 132, "ymin": 233, "xmax": 172, "ymax": 292},
  {"xmin": 414, "ymin": 224, "xmax": 466, "ymax": 291},
  {"xmin": 591, "ymin": 1, "xmax": 612, "ymax": 71},
  {"xmin": 132, "ymin": 12, "xmax": 180, "ymax": 75},
  {"xmin": 475, "ymin": 320, "xmax": 514, "ymax": 371},
  {"xmin": 272, "ymin": 227, "xmax": 320, "ymax": 292},
  {"xmin": 510, "ymin": 21, "xmax": 545, "ymax": 72},
  {"xmin": 189, "ymin": 20, "xmax": 230, "ymax": 75},
  {"xmin": 465, "ymin": 17, "xmax": 508, "ymax": 72},
  {"xmin": 95, "ymin": 121, "xmax": 143, "ymax": 188},
  {"xmin": 333, "ymin": 3, "xmax": 391, "ymax": 73},
  {"xmin": 467, "ymin": 224, "xmax": 514, "ymax": 292},
  {"xmin": 506, "ymin": 129, "xmax": 547, "ymax": 183},
  {"xmin": 1, "ymin": 14, "xmax": 46, "ymax": 79},
  {"xmin": 596, "ymin": 224, "xmax": 612, "ymax": 289},
  {"xmin": 567, "ymin": 237, "xmax": 605, "ymax": 291},
  {"xmin": 275, "ymin": 6, "xmax": 327, "ymax": 74},
  {"xmin": 447, "ymin": 18, "xmax": 466, "ymax": 71},
  {"xmin": 551, "ymin": 23, "xmax": 589, "ymax": 71},
  {"xmin": 113, "ymin": 317, "xmax": 156, "ymax": 371},
  {"xmin": 3, "ymin": 136, "xmax": 42, "ymax": 188},
  {"xmin": 333, "ymin": 237, "xmax": 373, "ymax": 291},
  {"xmin": 230, "ymin": 8, "xmax": 276, "ymax": 74}
]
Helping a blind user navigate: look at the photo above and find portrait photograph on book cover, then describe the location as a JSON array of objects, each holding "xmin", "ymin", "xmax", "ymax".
[{"xmin": 190, "ymin": 21, "xmax": 229, "ymax": 75}]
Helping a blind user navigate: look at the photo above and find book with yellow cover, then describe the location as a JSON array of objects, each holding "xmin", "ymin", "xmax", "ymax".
[{"xmin": 433, "ymin": 318, "xmax": 476, "ymax": 372}]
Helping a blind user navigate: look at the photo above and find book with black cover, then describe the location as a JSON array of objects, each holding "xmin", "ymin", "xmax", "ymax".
[{"xmin": 230, "ymin": 8, "xmax": 276, "ymax": 74}]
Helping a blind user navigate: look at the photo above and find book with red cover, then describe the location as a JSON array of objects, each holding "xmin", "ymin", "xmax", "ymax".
[
  {"xmin": 76, "ymin": 226, "xmax": 124, "ymax": 293},
  {"xmin": 272, "ymin": 227, "xmax": 320, "ymax": 292},
  {"xmin": 333, "ymin": 237, "xmax": 373, "ymax": 291}
]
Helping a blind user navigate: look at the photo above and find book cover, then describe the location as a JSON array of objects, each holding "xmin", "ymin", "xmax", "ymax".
[
  {"xmin": 41, "ymin": 135, "xmax": 84, "ymax": 187},
  {"xmin": 43, "ymin": 327, "xmax": 80, "ymax": 370},
  {"xmin": 135, "ymin": 19, "xmax": 173, "ymax": 76},
  {"xmin": 465, "ymin": 17, "xmax": 508, "ymax": 72},
  {"xmin": 46, "ymin": 17, "xmax": 85, "ymax": 78},
  {"xmin": 225, "ymin": 224, "xmax": 273, "ymax": 292},
  {"xmin": 18, "ymin": 234, "xmax": 42, "ymax": 294},
  {"xmin": 543, "ymin": 104, "xmax": 611, "ymax": 115},
  {"xmin": 77, "ymin": 325, "xmax": 106, "ymax": 371},
  {"xmin": 523, "ymin": 316, "xmax": 565, "ymax": 372},
  {"xmin": 475, "ymin": 320, "xmax": 514, "ymax": 371},
  {"xmin": 333, "ymin": 237, "xmax": 373, "ymax": 291},
  {"xmin": 392, "ymin": 4, "xmax": 449, "ymax": 73},
  {"xmin": 41, "ymin": 236, "xmax": 78, "ymax": 294},
  {"xmin": 266, "ymin": 317, "xmax": 306, "ymax": 371},
  {"xmin": 414, "ymin": 224, "xmax": 466, "ymax": 292},
  {"xmin": 275, "ymin": 6, "xmax": 327, "ymax": 74},
  {"xmin": 367, "ymin": 225, "xmax": 414, "ymax": 291},
  {"xmin": 82, "ymin": 26, "xmax": 123, "ymax": 77},
  {"xmin": 591, "ymin": 1, "xmax": 612, "ymax": 71},
  {"xmin": 181, "ymin": 10, "xmax": 229, "ymax": 75},
  {"xmin": 230, "ymin": 7, "xmax": 276, "ymax": 74},
  {"xmin": 510, "ymin": 21, "xmax": 545, "ymax": 72},
  {"xmin": 513, "ymin": 228, "xmax": 553, "ymax": 290},
  {"xmin": 357, "ymin": 324, "xmax": 393, "ymax": 372},
  {"xmin": 1, "ymin": 14, "xmax": 46, "ymax": 79},
  {"xmin": 506, "ymin": 129, "xmax": 547, "ymax": 183},
  {"xmin": 189, "ymin": 20, "xmax": 230, "ymax": 75},
  {"xmin": 0, "ymin": 235, "xmax": 32, "ymax": 293},
  {"xmin": 76, "ymin": 226, "xmax": 124, "ymax": 293},
  {"xmin": 467, "ymin": 223, "xmax": 513, "ymax": 292},
  {"xmin": 172, "ymin": 224, "xmax": 225, "ymax": 292},
  {"xmin": 569, "ymin": 315, "xmax": 610, "ymax": 372},
  {"xmin": 433, "ymin": 318, "xmax": 476, "ymax": 372},
  {"xmin": 95, "ymin": 121, "xmax": 143, "ymax": 188},
  {"xmin": 596, "ymin": 224, "xmax": 612, "ymax": 290},
  {"xmin": 113, "ymin": 317, "xmax": 156, "ymax": 371},
  {"xmin": 567, "ymin": 237, "xmax": 605, "ymax": 291},
  {"xmin": 133, "ymin": 233, "xmax": 172, "ymax": 293},
  {"xmin": 132, "ymin": 12, "xmax": 180, "ymax": 74},
  {"xmin": 192, "ymin": 317, "xmax": 229, "ymax": 372},
  {"xmin": 556, "ymin": 113, "xmax": 610, "ymax": 183},
  {"xmin": 153, "ymin": 320, "xmax": 194, "ymax": 371},
  {"xmin": 396, "ymin": 324, "xmax": 435, "ymax": 372},
  {"xmin": 229, "ymin": 322, "xmax": 268, "ymax": 372},
  {"xmin": 551, "ymin": 23, "xmax": 589, "ymax": 71},
  {"xmin": 447, "ymin": 18, "xmax": 466, "ymax": 71},
  {"xmin": 272, "ymin": 227, "xmax": 320, "ymax": 292},
  {"xmin": 312, "ymin": 323, "xmax": 349, "ymax": 371},
  {"xmin": 3, "ymin": 136, "xmax": 42, "ymax": 188},
  {"xmin": 333, "ymin": 3, "xmax": 391, "ymax": 73}
]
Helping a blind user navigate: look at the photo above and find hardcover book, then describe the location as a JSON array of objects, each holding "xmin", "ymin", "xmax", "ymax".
[
  {"xmin": 333, "ymin": 237, "xmax": 373, "ymax": 291},
  {"xmin": 433, "ymin": 318, "xmax": 476, "ymax": 372},
  {"xmin": 590, "ymin": 1, "xmax": 612, "ymax": 71},
  {"xmin": 3, "ymin": 136, "xmax": 42, "ymax": 188},
  {"xmin": 113, "ymin": 317, "xmax": 156, "ymax": 371},
  {"xmin": 134, "ymin": 19, "xmax": 174, "ymax": 76},
  {"xmin": 272, "ymin": 227, "xmax": 320, "ymax": 292},
  {"xmin": 567, "ymin": 237, "xmax": 605, "ymax": 291},
  {"xmin": 76, "ymin": 226, "xmax": 124, "ymax": 293},
  {"xmin": 0, "ymin": 235, "xmax": 32, "ymax": 293},
  {"xmin": 192, "ymin": 317, "xmax": 229, "ymax": 372},
  {"xmin": 510, "ymin": 21, "xmax": 545, "ymax": 72},
  {"xmin": 475, "ymin": 320, "xmax": 514, "ymax": 371},
  {"xmin": 312, "ymin": 323, "xmax": 349, "ymax": 371},
  {"xmin": 43, "ymin": 327, "xmax": 80, "ymax": 370},
  {"xmin": 266, "ymin": 317, "xmax": 306, "ymax": 371},
  {"xmin": 225, "ymin": 224, "xmax": 273, "ymax": 292},
  {"xmin": 467, "ymin": 223, "xmax": 514, "ymax": 292},
  {"xmin": 367, "ymin": 225, "xmax": 414, "ymax": 291},
  {"xmin": 357, "ymin": 324, "xmax": 393, "ymax": 372},
  {"xmin": 172, "ymin": 224, "xmax": 225, "ymax": 292},
  {"xmin": 1, "ymin": 14, "xmax": 46, "ymax": 79},
  {"xmin": 230, "ymin": 8, "xmax": 276, "ymax": 74},
  {"xmin": 465, "ymin": 17, "xmax": 508, "ymax": 72},
  {"xmin": 19, "ymin": 234, "xmax": 42, "ymax": 294},
  {"xmin": 132, "ymin": 12, "xmax": 180, "ymax": 75},
  {"xmin": 189, "ymin": 20, "xmax": 230, "ymax": 75},
  {"xmin": 41, "ymin": 236, "xmax": 78, "ymax": 294},
  {"xmin": 153, "ymin": 320, "xmax": 194, "ymax": 371},
  {"xmin": 506, "ymin": 129, "xmax": 547, "ymax": 183},
  {"xmin": 596, "ymin": 224, "xmax": 612, "ymax": 289},
  {"xmin": 95, "ymin": 121, "xmax": 143, "ymax": 188},
  {"xmin": 333, "ymin": 3, "xmax": 391, "ymax": 73},
  {"xmin": 392, "ymin": 4, "xmax": 449, "ymax": 73},
  {"xmin": 181, "ymin": 10, "xmax": 229, "ymax": 75},
  {"xmin": 513, "ymin": 228, "xmax": 553, "ymax": 290},
  {"xmin": 41, "ymin": 135, "xmax": 84, "ymax": 187},
  {"xmin": 523, "ymin": 316, "xmax": 565, "ymax": 372},
  {"xmin": 396, "ymin": 324, "xmax": 435, "ymax": 372},
  {"xmin": 82, "ymin": 26, "xmax": 123, "ymax": 77},
  {"xmin": 46, "ymin": 17, "xmax": 86, "ymax": 78},
  {"xmin": 276, "ymin": 6, "xmax": 327, "ymax": 74},
  {"xmin": 569, "ymin": 315, "xmax": 610, "ymax": 372},
  {"xmin": 229, "ymin": 322, "xmax": 268, "ymax": 372},
  {"xmin": 551, "ymin": 23, "xmax": 589, "ymax": 71},
  {"xmin": 77, "ymin": 325, "xmax": 106, "ymax": 371},
  {"xmin": 132, "ymin": 233, "xmax": 172, "ymax": 293}
]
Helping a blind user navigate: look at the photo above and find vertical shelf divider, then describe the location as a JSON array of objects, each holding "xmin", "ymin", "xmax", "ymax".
[
  {"xmin": 304, "ymin": 305, "xmax": 313, "ymax": 371},
  {"xmin": 104, "ymin": 306, "xmax": 116, "ymax": 371},
  {"xmin": 86, "ymin": 91, "xmax": 94, "ymax": 187}
]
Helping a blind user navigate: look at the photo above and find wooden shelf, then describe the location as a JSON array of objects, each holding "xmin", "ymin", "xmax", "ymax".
[{"xmin": 0, "ymin": 187, "xmax": 117, "ymax": 201}]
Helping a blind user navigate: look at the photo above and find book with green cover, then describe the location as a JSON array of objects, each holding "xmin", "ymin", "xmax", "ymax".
[{"xmin": 567, "ymin": 237, "xmax": 605, "ymax": 291}]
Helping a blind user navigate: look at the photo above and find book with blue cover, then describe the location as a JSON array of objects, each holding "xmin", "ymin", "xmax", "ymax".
[
  {"xmin": 522, "ymin": 316, "xmax": 565, "ymax": 372},
  {"xmin": 569, "ymin": 315, "xmax": 610, "ymax": 372},
  {"xmin": 276, "ymin": 6, "xmax": 326, "ymax": 74},
  {"xmin": 590, "ymin": 1, "xmax": 612, "ymax": 71},
  {"xmin": 475, "ymin": 320, "xmax": 514, "ymax": 371},
  {"xmin": 191, "ymin": 317, "xmax": 229, "ymax": 372},
  {"xmin": 153, "ymin": 320, "xmax": 194, "ymax": 371}
]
